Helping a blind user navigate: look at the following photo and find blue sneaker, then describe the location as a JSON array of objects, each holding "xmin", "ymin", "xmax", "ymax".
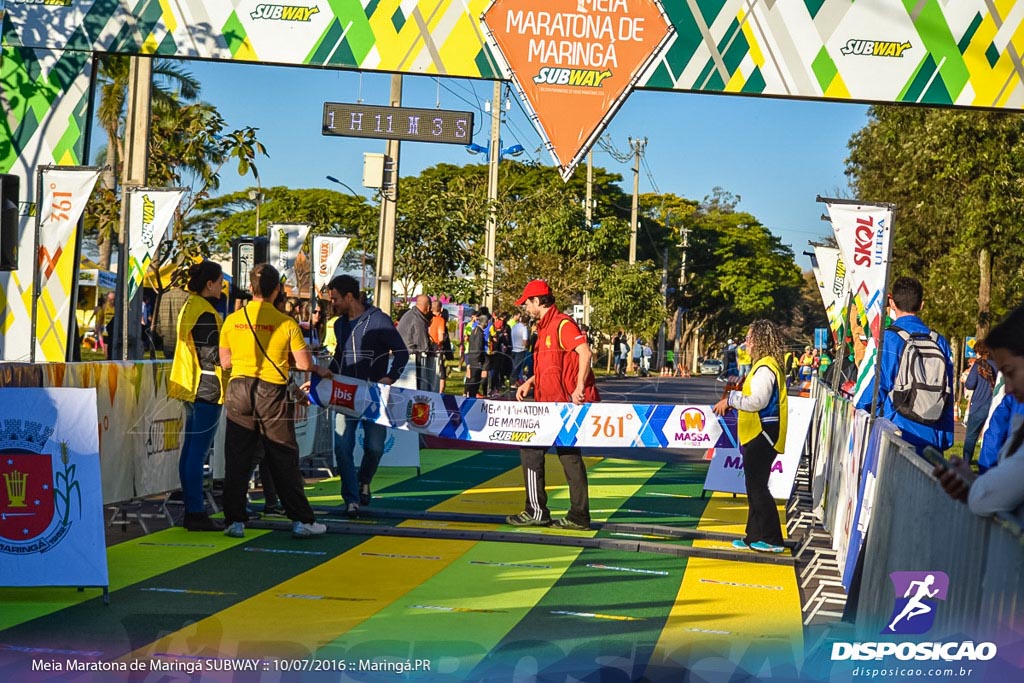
[
  {"xmin": 224, "ymin": 522, "xmax": 245, "ymax": 538},
  {"xmin": 731, "ymin": 539, "xmax": 750, "ymax": 550},
  {"xmin": 750, "ymin": 541, "xmax": 785, "ymax": 553}
]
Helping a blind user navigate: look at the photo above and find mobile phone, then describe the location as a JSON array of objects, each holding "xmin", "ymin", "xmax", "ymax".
[{"xmin": 921, "ymin": 446, "xmax": 950, "ymax": 471}]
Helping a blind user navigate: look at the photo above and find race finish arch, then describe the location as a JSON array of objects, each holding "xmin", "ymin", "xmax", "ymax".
[{"xmin": 3, "ymin": 0, "xmax": 1024, "ymax": 360}]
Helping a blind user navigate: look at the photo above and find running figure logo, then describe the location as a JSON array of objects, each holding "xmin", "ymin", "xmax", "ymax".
[{"xmin": 884, "ymin": 571, "xmax": 949, "ymax": 635}]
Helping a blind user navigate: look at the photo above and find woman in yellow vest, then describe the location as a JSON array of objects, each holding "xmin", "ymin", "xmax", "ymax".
[
  {"xmin": 713, "ymin": 319, "xmax": 789, "ymax": 553},
  {"xmin": 167, "ymin": 261, "xmax": 226, "ymax": 531}
]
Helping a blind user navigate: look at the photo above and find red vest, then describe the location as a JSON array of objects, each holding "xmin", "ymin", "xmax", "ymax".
[{"xmin": 533, "ymin": 307, "xmax": 600, "ymax": 403}]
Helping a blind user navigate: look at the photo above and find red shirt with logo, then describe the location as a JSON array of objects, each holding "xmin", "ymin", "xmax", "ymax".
[{"xmin": 533, "ymin": 306, "xmax": 600, "ymax": 403}]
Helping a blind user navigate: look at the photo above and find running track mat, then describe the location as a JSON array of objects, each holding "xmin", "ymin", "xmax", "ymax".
[{"xmin": 0, "ymin": 449, "xmax": 803, "ymax": 680}]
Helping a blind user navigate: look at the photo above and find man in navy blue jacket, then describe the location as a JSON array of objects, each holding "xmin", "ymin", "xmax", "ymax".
[
  {"xmin": 326, "ymin": 274, "xmax": 409, "ymax": 515},
  {"xmin": 856, "ymin": 277, "xmax": 954, "ymax": 453}
]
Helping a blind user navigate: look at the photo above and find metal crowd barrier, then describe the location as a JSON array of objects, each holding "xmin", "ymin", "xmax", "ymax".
[{"xmin": 856, "ymin": 428, "xmax": 1023, "ymax": 639}]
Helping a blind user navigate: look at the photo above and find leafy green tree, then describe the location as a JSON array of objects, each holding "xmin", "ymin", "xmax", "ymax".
[
  {"xmin": 589, "ymin": 261, "xmax": 665, "ymax": 344},
  {"xmin": 846, "ymin": 106, "xmax": 1024, "ymax": 339}
]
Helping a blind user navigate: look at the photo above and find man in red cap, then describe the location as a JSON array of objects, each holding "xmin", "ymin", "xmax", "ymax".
[{"xmin": 506, "ymin": 279, "xmax": 600, "ymax": 530}]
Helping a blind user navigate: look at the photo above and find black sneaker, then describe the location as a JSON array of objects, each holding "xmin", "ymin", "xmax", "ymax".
[
  {"xmin": 359, "ymin": 484, "xmax": 371, "ymax": 506},
  {"xmin": 506, "ymin": 511, "xmax": 551, "ymax": 527},
  {"xmin": 551, "ymin": 518, "xmax": 590, "ymax": 531},
  {"xmin": 262, "ymin": 503, "xmax": 286, "ymax": 516}
]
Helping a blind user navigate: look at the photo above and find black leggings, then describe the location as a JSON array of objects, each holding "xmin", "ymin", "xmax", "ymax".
[{"xmin": 741, "ymin": 433, "xmax": 784, "ymax": 546}]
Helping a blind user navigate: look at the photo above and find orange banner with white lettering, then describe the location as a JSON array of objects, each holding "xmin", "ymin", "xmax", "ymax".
[{"xmin": 482, "ymin": 0, "xmax": 673, "ymax": 180}]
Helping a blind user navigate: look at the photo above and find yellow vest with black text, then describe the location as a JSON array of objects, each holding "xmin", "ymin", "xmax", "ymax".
[
  {"xmin": 737, "ymin": 356, "xmax": 788, "ymax": 451},
  {"xmin": 168, "ymin": 294, "xmax": 224, "ymax": 404}
]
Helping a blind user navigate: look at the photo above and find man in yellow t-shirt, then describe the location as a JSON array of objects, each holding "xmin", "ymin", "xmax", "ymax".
[{"xmin": 219, "ymin": 263, "xmax": 333, "ymax": 540}]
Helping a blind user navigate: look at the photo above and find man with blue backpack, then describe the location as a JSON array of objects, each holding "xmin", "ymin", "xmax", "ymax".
[{"xmin": 856, "ymin": 277, "xmax": 954, "ymax": 453}]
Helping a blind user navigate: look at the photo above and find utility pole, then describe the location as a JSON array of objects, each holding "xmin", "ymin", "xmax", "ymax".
[
  {"xmin": 116, "ymin": 56, "xmax": 152, "ymax": 361},
  {"xmin": 627, "ymin": 136, "xmax": 646, "ymax": 264},
  {"xmin": 677, "ymin": 226, "xmax": 690, "ymax": 369},
  {"xmin": 584, "ymin": 150, "xmax": 593, "ymax": 328},
  {"xmin": 374, "ymin": 74, "xmax": 401, "ymax": 317},
  {"xmin": 484, "ymin": 80, "xmax": 501, "ymax": 312}
]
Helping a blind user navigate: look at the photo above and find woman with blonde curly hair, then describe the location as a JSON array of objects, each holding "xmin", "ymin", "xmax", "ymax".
[{"xmin": 713, "ymin": 319, "xmax": 790, "ymax": 553}]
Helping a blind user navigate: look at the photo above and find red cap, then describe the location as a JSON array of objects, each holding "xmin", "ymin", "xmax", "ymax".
[{"xmin": 515, "ymin": 279, "xmax": 552, "ymax": 306}]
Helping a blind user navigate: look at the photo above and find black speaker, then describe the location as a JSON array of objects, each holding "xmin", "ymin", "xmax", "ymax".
[
  {"xmin": 230, "ymin": 236, "xmax": 269, "ymax": 298},
  {"xmin": 0, "ymin": 173, "xmax": 20, "ymax": 271}
]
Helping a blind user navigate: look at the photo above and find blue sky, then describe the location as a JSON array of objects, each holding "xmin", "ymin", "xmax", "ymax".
[{"xmin": 138, "ymin": 59, "xmax": 871, "ymax": 269}]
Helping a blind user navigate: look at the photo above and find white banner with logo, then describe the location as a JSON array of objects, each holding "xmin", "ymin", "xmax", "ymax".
[
  {"xmin": 126, "ymin": 188, "xmax": 183, "ymax": 300},
  {"xmin": 823, "ymin": 201, "xmax": 893, "ymax": 403},
  {"xmin": 813, "ymin": 245, "xmax": 850, "ymax": 344},
  {"xmin": 312, "ymin": 235, "xmax": 351, "ymax": 293},
  {"xmin": 701, "ymin": 397, "xmax": 816, "ymax": 499},
  {"xmin": 268, "ymin": 223, "xmax": 311, "ymax": 285},
  {"xmin": 308, "ymin": 374, "xmax": 729, "ymax": 450},
  {"xmin": 0, "ymin": 387, "xmax": 108, "ymax": 589},
  {"xmin": 33, "ymin": 166, "xmax": 101, "ymax": 362}
]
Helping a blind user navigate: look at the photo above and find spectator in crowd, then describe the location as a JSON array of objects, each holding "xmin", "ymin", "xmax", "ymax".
[
  {"xmin": 641, "ymin": 340, "xmax": 653, "ymax": 377},
  {"xmin": 661, "ymin": 347, "xmax": 675, "ymax": 377},
  {"xmin": 428, "ymin": 299, "xmax": 449, "ymax": 393},
  {"xmin": 713, "ymin": 320, "xmax": 790, "ymax": 553},
  {"xmin": 465, "ymin": 309, "xmax": 488, "ymax": 398},
  {"xmin": 167, "ymin": 261, "xmax": 226, "ymax": 532},
  {"xmin": 325, "ymin": 274, "xmax": 409, "ymax": 516},
  {"xmin": 506, "ymin": 279, "xmax": 599, "ymax": 531},
  {"xmin": 736, "ymin": 341, "xmax": 752, "ymax": 378},
  {"xmin": 723, "ymin": 338, "xmax": 739, "ymax": 377},
  {"xmin": 153, "ymin": 283, "xmax": 191, "ymax": 360},
  {"xmin": 218, "ymin": 263, "xmax": 330, "ymax": 539},
  {"xmin": 397, "ymin": 294, "xmax": 433, "ymax": 390},
  {"xmin": 632, "ymin": 337, "xmax": 642, "ymax": 374},
  {"xmin": 963, "ymin": 341, "xmax": 999, "ymax": 465},
  {"xmin": 462, "ymin": 309, "xmax": 478, "ymax": 365},
  {"xmin": 933, "ymin": 305, "xmax": 1024, "ymax": 518},
  {"xmin": 617, "ymin": 335, "xmax": 629, "ymax": 376},
  {"xmin": 511, "ymin": 313, "xmax": 530, "ymax": 385},
  {"xmin": 856, "ymin": 277, "xmax": 954, "ymax": 454},
  {"xmin": 95, "ymin": 290, "xmax": 116, "ymax": 358},
  {"xmin": 798, "ymin": 346, "xmax": 816, "ymax": 381},
  {"xmin": 612, "ymin": 331, "xmax": 624, "ymax": 376},
  {"xmin": 978, "ymin": 394, "xmax": 1023, "ymax": 474}
]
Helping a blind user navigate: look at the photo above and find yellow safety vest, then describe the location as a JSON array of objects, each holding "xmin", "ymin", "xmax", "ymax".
[
  {"xmin": 737, "ymin": 356, "xmax": 788, "ymax": 451},
  {"xmin": 736, "ymin": 346, "xmax": 752, "ymax": 365},
  {"xmin": 168, "ymin": 294, "xmax": 224, "ymax": 403}
]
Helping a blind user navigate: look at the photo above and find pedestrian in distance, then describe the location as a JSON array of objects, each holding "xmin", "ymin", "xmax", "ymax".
[
  {"xmin": 713, "ymin": 320, "xmax": 790, "ymax": 553},
  {"xmin": 506, "ymin": 279, "xmax": 600, "ymax": 531},
  {"xmin": 325, "ymin": 274, "xmax": 410, "ymax": 516},
  {"xmin": 396, "ymin": 294, "xmax": 433, "ymax": 391},
  {"xmin": 167, "ymin": 261, "xmax": 226, "ymax": 532},
  {"xmin": 218, "ymin": 263, "xmax": 331, "ymax": 539},
  {"xmin": 962, "ymin": 341, "xmax": 998, "ymax": 465}
]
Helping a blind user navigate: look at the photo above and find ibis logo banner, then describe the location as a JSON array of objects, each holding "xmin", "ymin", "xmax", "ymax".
[
  {"xmin": 268, "ymin": 223, "xmax": 311, "ymax": 286},
  {"xmin": 127, "ymin": 188, "xmax": 183, "ymax": 300},
  {"xmin": 312, "ymin": 235, "xmax": 350, "ymax": 293},
  {"xmin": 482, "ymin": 0, "xmax": 673, "ymax": 180}
]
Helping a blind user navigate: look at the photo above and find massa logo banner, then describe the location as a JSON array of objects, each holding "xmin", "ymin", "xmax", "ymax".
[
  {"xmin": 841, "ymin": 39, "xmax": 912, "ymax": 58},
  {"xmin": 482, "ymin": 0, "xmax": 673, "ymax": 181},
  {"xmin": 251, "ymin": 4, "xmax": 319, "ymax": 21}
]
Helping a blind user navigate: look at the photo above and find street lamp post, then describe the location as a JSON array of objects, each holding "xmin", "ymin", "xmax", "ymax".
[{"xmin": 325, "ymin": 174, "xmax": 370, "ymax": 290}]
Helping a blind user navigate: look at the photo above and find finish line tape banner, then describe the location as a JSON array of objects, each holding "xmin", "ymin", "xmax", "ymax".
[
  {"xmin": 0, "ymin": 387, "xmax": 107, "ymax": 589},
  {"xmin": 308, "ymin": 374, "xmax": 731, "ymax": 449}
]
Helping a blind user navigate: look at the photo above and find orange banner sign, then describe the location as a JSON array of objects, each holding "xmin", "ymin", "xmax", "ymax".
[{"xmin": 482, "ymin": 0, "xmax": 673, "ymax": 180}]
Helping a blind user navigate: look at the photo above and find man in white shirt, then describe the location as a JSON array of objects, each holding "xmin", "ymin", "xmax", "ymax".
[{"xmin": 510, "ymin": 314, "xmax": 529, "ymax": 384}]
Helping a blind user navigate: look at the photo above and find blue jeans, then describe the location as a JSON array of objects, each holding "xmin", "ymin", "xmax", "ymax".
[
  {"xmin": 962, "ymin": 401, "xmax": 990, "ymax": 464},
  {"xmin": 179, "ymin": 401, "xmax": 222, "ymax": 513},
  {"xmin": 333, "ymin": 414, "xmax": 387, "ymax": 504}
]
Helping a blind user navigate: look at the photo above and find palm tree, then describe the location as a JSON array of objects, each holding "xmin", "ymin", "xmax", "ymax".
[{"xmin": 93, "ymin": 56, "xmax": 200, "ymax": 268}]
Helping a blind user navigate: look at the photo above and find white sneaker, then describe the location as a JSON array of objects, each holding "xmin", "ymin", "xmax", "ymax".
[{"xmin": 292, "ymin": 521, "xmax": 327, "ymax": 538}]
